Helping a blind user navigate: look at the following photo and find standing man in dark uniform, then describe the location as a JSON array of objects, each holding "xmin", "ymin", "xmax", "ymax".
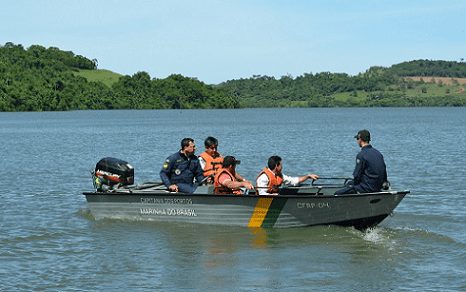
[
  {"xmin": 335, "ymin": 129, "xmax": 388, "ymax": 195},
  {"xmin": 160, "ymin": 138, "xmax": 205, "ymax": 194}
]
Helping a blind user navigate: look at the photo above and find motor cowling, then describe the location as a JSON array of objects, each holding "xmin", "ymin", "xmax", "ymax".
[{"xmin": 93, "ymin": 157, "xmax": 134, "ymax": 190}]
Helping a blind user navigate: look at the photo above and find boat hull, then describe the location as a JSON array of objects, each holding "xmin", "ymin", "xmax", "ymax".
[{"xmin": 83, "ymin": 187, "xmax": 408, "ymax": 230}]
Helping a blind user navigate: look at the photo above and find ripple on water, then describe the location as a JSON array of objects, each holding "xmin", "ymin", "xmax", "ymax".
[{"xmin": 1, "ymin": 108, "xmax": 466, "ymax": 290}]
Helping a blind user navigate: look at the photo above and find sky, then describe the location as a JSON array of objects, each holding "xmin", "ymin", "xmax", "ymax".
[{"xmin": 1, "ymin": 0, "xmax": 466, "ymax": 84}]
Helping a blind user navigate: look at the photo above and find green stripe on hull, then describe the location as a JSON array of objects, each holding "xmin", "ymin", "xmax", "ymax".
[{"xmin": 261, "ymin": 197, "xmax": 287, "ymax": 228}]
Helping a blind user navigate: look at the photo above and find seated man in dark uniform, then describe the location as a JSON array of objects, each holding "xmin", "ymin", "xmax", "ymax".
[
  {"xmin": 335, "ymin": 129, "xmax": 388, "ymax": 195},
  {"xmin": 160, "ymin": 138, "xmax": 205, "ymax": 194}
]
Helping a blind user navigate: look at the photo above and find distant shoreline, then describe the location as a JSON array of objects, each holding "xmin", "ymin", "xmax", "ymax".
[
  {"xmin": 2, "ymin": 43, "xmax": 466, "ymax": 111},
  {"xmin": 2, "ymin": 106, "xmax": 466, "ymax": 114}
]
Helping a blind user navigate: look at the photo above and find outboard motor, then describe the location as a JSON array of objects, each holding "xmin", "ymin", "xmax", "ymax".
[{"xmin": 93, "ymin": 157, "xmax": 134, "ymax": 191}]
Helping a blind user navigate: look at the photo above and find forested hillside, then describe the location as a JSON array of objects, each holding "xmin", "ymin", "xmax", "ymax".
[
  {"xmin": 1, "ymin": 42, "xmax": 465, "ymax": 111},
  {"xmin": 387, "ymin": 59, "xmax": 466, "ymax": 77},
  {"xmin": 219, "ymin": 61, "xmax": 466, "ymax": 107},
  {"xmin": 0, "ymin": 43, "xmax": 237, "ymax": 111}
]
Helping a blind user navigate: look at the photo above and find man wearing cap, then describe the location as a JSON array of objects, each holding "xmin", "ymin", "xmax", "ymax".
[
  {"xmin": 214, "ymin": 156, "xmax": 254, "ymax": 195},
  {"xmin": 335, "ymin": 129, "xmax": 388, "ymax": 195},
  {"xmin": 256, "ymin": 155, "xmax": 320, "ymax": 196},
  {"xmin": 160, "ymin": 138, "xmax": 205, "ymax": 194}
]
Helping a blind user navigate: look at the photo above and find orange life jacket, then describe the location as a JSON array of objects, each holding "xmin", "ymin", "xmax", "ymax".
[
  {"xmin": 257, "ymin": 167, "xmax": 284, "ymax": 194},
  {"xmin": 214, "ymin": 168, "xmax": 242, "ymax": 195},
  {"xmin": 199, "ymin": 152, "xmax": 224, "ymax": 177}
]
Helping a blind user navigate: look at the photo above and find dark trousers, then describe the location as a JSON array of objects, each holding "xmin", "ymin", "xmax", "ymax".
[
  {"xmin": 334, "ymin": 180, "xmax": 357, "ymax": 195},
  {"xmin": 176, "ymin": 183, "xmax": 197, "ymax": 194}
]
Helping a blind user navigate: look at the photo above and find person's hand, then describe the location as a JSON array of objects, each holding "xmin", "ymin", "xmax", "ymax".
[
  {"xmin": 308, "ymin": 174, "xmax": 319, "ymax": 180},
  {"xmin": 242, "ymin": 181, "xmax": 254, "ymax": 190},
  {"xmin": 168, "ymin": 184, "xmax": 179, "ymax": 192}
]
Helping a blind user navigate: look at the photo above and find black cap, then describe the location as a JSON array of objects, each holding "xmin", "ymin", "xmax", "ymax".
[
  {"xmin": 223, "ymin": 156, "xmax": 241, "ymax": 167},
  {"xmin": 354, "ymin": 129, "xmax": 371, "ymax": 142}
]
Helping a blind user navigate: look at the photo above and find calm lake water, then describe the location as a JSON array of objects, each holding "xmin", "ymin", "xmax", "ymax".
[{"xmin": 1, "ymin": 108, "xmax": 465, "ymax": 291}]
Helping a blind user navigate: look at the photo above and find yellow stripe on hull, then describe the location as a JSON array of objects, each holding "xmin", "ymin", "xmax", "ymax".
[{"xmin": 248, "ymin": 197, "xmax": 274, "ymax": 227}]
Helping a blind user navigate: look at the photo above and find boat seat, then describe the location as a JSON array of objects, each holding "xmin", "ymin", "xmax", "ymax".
[{"xmin": 193, "ymin": 185, "xmax": 215, "ymax": 195}]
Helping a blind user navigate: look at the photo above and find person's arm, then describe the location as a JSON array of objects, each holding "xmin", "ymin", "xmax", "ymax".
[
  {"xmin": 198, "ymin": 156, "xmax": 206, "ymax": 171},
  {"xmin": 353, "ymin": 153, "xmax": 365, "ymax": 184},
  {"xmin": 382, "ymin": 157, "xmax": 388, "ymax": 189},
  {"xmin": 256, "ymin": 173, "xmax": 272, "ymax": 195},
  {"xmin": 282, "ymin": 173, "xmax": 318, "ymax": 186},
  {"xmin": 234, "ymin": 172, "xmax": 251, "ymax": 183},
  {"xmin": 297, "ymin": 173, "xmax": 319, "ymax": 184},
  {"xmin": 220, "ymin": 174, "xmax": 254, "ymax": 190},
  {"xmin": 382, "ymin": 156, "xmax": 388, "ymax": 183},
  {"xmin": 160, "ymin": 159, "xmax": 172, "ymax": 187},
  {"xmin": 194, "ymin": 160, "xmax": 206, "ymax": 185},
  {"xmin": 160, "ymin": 158, "xmax": 177, "ymax": 191}
]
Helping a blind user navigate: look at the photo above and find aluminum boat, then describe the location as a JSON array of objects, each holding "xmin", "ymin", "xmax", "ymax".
[{"xmin": 83, "ymin": 183, "xmax": 408, "ymax": 230}]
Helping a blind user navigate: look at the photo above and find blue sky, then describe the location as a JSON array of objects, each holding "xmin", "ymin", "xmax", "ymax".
[{"xmin": 2, "ymin": 0, "xmax": 465, "ymax": 84}]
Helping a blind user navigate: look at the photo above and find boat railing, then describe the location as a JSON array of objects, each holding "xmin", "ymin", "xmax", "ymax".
[{"xmin": 310, "ymin": 177, "xmax": 352, "ymax": 186}]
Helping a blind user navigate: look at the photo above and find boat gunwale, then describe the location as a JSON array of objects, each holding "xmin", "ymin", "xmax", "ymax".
[{"xmin": 83, "ymin": 190, "xmax": 410, "ymax": 199}]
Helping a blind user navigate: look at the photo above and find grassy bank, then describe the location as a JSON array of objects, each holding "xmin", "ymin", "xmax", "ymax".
[{"xmin": 75, "ymin": 69, "xmax": 122, "ymax": 87}]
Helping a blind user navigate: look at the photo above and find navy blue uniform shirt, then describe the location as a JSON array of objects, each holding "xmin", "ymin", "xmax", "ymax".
[
  {"xmin": 159, "ymin": 151, "xmax": 204, "ymax": 189},
  {"xmin": 353, "ymin": 145, "xmax": 387, "ymax": 193}
]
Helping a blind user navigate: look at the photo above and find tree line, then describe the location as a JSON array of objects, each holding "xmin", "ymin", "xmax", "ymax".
[
  {"xmin": 0, "ymin": 43, "xmax": 237, "ymax": 111},
  {"xmin": 387, "ymin": 59, "xmax": 466, "ymax": 78},
  {"xmin": 1, "ymin": 42, "xmax": 465, "ymax": 111},
  {"xmin": 220, "ymin": 61, "xmax": 466, "ymax": 107}
]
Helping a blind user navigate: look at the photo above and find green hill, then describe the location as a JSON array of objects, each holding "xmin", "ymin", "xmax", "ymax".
[
  {"xmin": 387, "ymin": 59, "xmax": 466, "ymax": 77},
  {"xmin": 1, "ymin": 42, "xmax": 465, "ymax": 111},
  {"xmin": 74, "ymin": 69, "xmax": 122, "ymax": 87},
  {"xmin": 0, "ymin": 42, "xmax": 237, "ymax": 111},
  {"xmin": 219, "ymin": 65, "xmax": 466, "ymax": 107}
]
